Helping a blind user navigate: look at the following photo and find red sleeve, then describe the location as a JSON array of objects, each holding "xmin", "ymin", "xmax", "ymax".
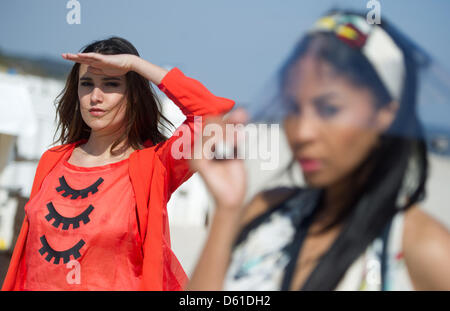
[
  {"xmin": 157, "ymin": 67, "xmax": 235, "ymax": 117},
  {"xmin": 154, "ymin": 68, "xmax": 235, "ymax": 196}
]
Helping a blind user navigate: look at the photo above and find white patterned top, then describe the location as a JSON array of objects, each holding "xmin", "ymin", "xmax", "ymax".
[{"xmin": 223, "ymin": 189, "xmax": 414, "ymax": 291}]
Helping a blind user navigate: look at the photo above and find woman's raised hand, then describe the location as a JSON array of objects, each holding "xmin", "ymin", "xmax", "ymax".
[
  {"xmin": 190, "ymin": 108, "xmax": 249, "ymax": 211},
  {"xmin": 62, "ymin": 52, "xmax": 137, "ymax": 76}
]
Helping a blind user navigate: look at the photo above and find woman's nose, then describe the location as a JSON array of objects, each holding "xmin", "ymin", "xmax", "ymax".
[
  {"xmin": 90, "ymin": 86, "xmax": 103, "ymax": 103},
  {"xmin": 292, "ymin": 114, "xmax": 320, "ymax": 144}
]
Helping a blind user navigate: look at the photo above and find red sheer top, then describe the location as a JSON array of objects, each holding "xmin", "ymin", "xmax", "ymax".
[
  {"xmin": 19, "ymin": 150, "xmax": 143, "ymax": 290},
  {"xmin": 2, "ymin": 67, "xmax": 235, "ymax": 291}
]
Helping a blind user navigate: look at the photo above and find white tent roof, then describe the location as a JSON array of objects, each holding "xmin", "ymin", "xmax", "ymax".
[{"xmin": 0, "ymin": 78, "xmax": 37, "ymax": 137}]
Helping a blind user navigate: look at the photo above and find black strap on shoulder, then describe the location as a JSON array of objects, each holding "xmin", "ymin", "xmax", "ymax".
[
  {"xmin": 380, "ymin": 216, "xmax": 394, "ymax": 291},
  {"xmin": 280, "ymin": 210, "xmax": 317, "ymax": 290},
  {"xmin": 280, "ymin": 190, "xmax": 323, "ymax": 291}
]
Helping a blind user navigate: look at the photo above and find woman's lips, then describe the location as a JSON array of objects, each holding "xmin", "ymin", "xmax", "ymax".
[
  {"xmin": 89, "ymin": 108, "xmax": 105, "ymax": 117},
  {"xmin": 298, "ymin": 158, "xmax": 322, "ymax": 173}
]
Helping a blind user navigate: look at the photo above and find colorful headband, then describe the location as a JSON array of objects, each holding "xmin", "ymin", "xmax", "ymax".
[{"xmin": 308, "ymin": 13, "xmax": 405, "ymax": 101}]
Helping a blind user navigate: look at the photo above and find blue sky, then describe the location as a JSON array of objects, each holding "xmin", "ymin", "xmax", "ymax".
[{"xmin": 1, "ymin": 0, "xmax": 450, "ymax": 105}]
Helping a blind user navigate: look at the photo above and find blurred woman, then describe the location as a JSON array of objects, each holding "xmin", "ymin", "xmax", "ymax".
[
  {"xmin": 188, "ymin": 11, "xmax": 450, "ymax": 290},
  {"xmin": 2, "ymin": 36, "xmax": 234, "ymax": 290}
]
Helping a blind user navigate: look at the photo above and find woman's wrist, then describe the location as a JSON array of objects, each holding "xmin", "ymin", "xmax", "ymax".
[
  {"xmin": 130, "ymin": 55, "xmax": 168, "ymax": 85},
  {"xmin": 215, "ymin": 203, "xmax": 242, "ymax": 218},
  {"xmin": 128, "ymin": 54, "xmax": 141, "ymax": 73}
]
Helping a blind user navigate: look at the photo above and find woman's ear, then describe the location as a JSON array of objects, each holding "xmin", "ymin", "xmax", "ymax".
[{"xmin": 376, "ymin": 100, "xmax": 399, "ymax": 131}]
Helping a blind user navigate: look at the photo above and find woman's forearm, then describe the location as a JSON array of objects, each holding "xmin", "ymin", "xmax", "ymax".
[
  {"xmin": 153, "ymin": 66, "xmax": 235, "ymax": 117},
  {"xmin": 187, "ymin": 206, "xmax": 242, "ymax": 291},
  {"xmin": 130, "ymin": 56, "xmax": 168, "ymax": 85}
]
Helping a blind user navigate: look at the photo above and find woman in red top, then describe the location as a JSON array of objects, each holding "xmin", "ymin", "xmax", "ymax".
[{"xmin": 1, "ymin": 36, "xmax": 234, "ymax": 290}]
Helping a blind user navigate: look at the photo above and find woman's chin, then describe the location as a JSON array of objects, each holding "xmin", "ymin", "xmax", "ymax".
[
  {"xmin": 303, "ymin": 172, "xmax": 335, "ymax": 188},
  {"xmin": 85, "ymin": 121, "xmax": 127, "ymax": 137},
  {"xmin": 84, "ymin": 118, "xmax": 112, "ymax": 131},
  {"xmin": 85, "ymin": 123, "xmax": 106, "ymax": 132}
]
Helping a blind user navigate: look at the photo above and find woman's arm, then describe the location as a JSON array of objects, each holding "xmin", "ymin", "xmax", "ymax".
[
  {"xmin": 187, "ymin": 205, "xmax": 243, "ymax": 291},
  {"xmin": 62, "ymin": 52, "xmax": 234, "ymax": 126},
  {"xmin": 62, "ymin": 52, "xmax": 168, "ymax": 84},
  {"xmin": 187, "ymin": 110, "xmax": 248, "ymax": 290},
  {"xmin": 403, "ymin": 207, "xmax": 450, "ymax": 290},
  {"xmin": 129, "ymin": 56, "xmax": 168, "ymax": 85},
  {"xmin": 62, "ymin": 52, "xmax": 235, "ymax": 194},
  {"xmin": 187, "ymin": 185, "xmax": 300, "ymax": 290},
  {"xmin": 151, "ymin": 66, "xmax": 235, "ymax": 195}
]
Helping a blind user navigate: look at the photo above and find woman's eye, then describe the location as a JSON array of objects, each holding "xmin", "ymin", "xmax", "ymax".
[
  {"xmin": 283, "ymin": 97, "xmax": 300, "ymax": 114},
  {"xmin": 79, "ymin": 82, "xmax": 120, "ymax": 88},
  {"xmin": 80, "ymin": 81, "xmax": 93, "ymax": 87},
  {"xmin": 105, "ymin": 82, "xmax": 119, "ymax": 87},
  {"xmin": 317, "ymin": 103, "xmax": 339, "ymax": 118}
]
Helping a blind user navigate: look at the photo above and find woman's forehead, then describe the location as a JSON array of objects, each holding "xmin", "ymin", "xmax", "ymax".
[
  {"xmin": 284, "ymin": 59, "xmax": 375, "ymax": 105},
  {"xmin": 286, "ymin": 56, "xmax": 337, "ymax": 89},
  {"xmin": 78, "ymin": 64, "xmax": 125, "ymax": 80}
]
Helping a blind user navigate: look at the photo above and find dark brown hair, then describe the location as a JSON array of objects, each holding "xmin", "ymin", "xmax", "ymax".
[{"xmin": 53, "ymin": 36, "xmax": 174, "ymax": 154}]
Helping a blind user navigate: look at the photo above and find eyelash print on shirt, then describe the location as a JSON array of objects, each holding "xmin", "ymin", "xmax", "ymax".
[
  {"xmin": 45, "ymin": 202, "xmax": 94, "ymax": 230},
  {"xmin": 38, "ymin": 235, "xmax": 85, "ymax": 264},
  {"xmin": 56, "ymin": 176, "xmax": 104, "ymax": 199}
]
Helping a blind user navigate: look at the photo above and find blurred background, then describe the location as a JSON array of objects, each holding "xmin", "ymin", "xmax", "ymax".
[{"xmin": 1, "ymin": 0, "xmax": 449, "ymax": 282}]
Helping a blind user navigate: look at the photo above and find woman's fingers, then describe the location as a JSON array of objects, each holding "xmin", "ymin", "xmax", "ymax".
[
  {"xmin": 224, "ymin": 107, "xmax": 248, "ymax": 125},
  {"xmin": 76, "ymin": 52, "xmax": 99, "ymax": 58},
  {"xmin": 62, "ymin": 53, "xmax": 94, "ymax": 65},
  {"xmin": 62, "ymin": 53, "xmax": 85, "ymax": 60},
  {"xmin": 191, "ymin": 110, "xmax": 247, "ymax": 167},
  {"xmin": 76, "ymin": 53, "xmax": 105, "ymax": 62},
  {"xmin": 62, "ymin": 52, "xmax": 103, "ymax": 66},
  {"xmin": 62, "ymin": 53, "xmax": 77, "ymax": 61},
  {"xmin": 189, "ymin": 111, "xmax": 248, "ymax": 209}
]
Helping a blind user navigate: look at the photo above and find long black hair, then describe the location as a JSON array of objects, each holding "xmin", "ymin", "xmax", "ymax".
[{"xmin": 278, "ymin": 10, "xmax": 429, "ymax": 290}]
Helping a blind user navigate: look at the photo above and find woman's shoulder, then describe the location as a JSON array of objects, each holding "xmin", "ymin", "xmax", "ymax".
[
  {"xmin": 34, "ymin": 142, "xmax": 83, "ymax": 170},
  {"xmin": 403, "ymin": 206, "xmax": 450, "ymax": 246},
  {"xmin": 239, "ymin": 186, "xmax": 301, "ymax": 229},
  {"xmin": 44, "ymin": 141, "xmax": 83, "ymax": 155},
  {"xmin": 39, "ymin": 142, "xmax": 76, "ymax": 159},
  {"xmin": 402, "ymin": 205, "xmax": 450, "ymax": 290}
]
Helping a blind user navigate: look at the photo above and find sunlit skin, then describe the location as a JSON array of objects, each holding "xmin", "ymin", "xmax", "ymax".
[
  {"xmin": 187, "ymin": 41, "xmax": 450, "ymax": 293},
  {"xmin": 61, "ymin": 53, "xmax": 168, "ymax": 167},
  {"xmin": 77, "ymin": 63, "xmax": 128, "ymax": 136},
  {"xmin": 186, "ymin": 53, "xmax": 402, "ymax": 291},
  {"xmin": 68, "ymin": 63, "xmax": 132, "ymax": 166},
  {"xmin": 283, "ymin": 54, "xmax": 396, "ymax": 190},
  {"xmin": 269, "ymin": 54, "xmax": 401, "ymax": 289}
]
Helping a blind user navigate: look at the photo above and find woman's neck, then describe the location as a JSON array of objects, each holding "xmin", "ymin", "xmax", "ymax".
[
  {"xmin": 311, "ymin": 178, "xmax": 354, "ymax": 233},
  {"xmin": 81, "ymin": 127, "xmax": 132, "ymax": 160},
  {"xmin": 321, "ymin": 183, "xmax": 348, "ymax": 222},
  {"xmin": 314, "ymin": 162, "xmax": 373, "ymax": 232}
]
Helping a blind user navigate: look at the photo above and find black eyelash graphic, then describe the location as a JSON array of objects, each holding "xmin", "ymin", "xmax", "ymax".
[
  {"xmin": 38, "ymin": 235, "xmax": 85, "ymax": 264},
  {"xmin": 45, "ymin": 202, "xmax": 94, "ymax": 230},
  {"xmin": 56, "ymin": 176, "xmax": 104, "ymax": 199}
]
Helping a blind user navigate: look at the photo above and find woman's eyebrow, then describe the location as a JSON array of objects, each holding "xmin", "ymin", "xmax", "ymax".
[
  {"xmin": 79, "ymin": 76, "xmax": 122, "ymax": 81},
  {"xmin": 313, "ymin": 92, "xmax": 339, "ymax": 104},
  {"xmin": 102, "ymin": 77, "xmax": 122, "ymax": 81}
]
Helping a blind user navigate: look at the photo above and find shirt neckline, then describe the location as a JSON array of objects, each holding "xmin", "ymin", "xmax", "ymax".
[
  {"xmin": 63, "ymin": 147, "xmax": 130, "ymax": 172},
  {"xmin": 63, "ymin": 157, "xmax": 129, "ymax": 172}
]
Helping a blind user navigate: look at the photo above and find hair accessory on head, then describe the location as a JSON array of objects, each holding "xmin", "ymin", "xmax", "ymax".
[
  {"xmin": 308, "ymin": 13, "xmax": 405, "ymax": 101},
  {"xmin": 244, "ymin": 10, "xmax": 450, "ymax": 156}
]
